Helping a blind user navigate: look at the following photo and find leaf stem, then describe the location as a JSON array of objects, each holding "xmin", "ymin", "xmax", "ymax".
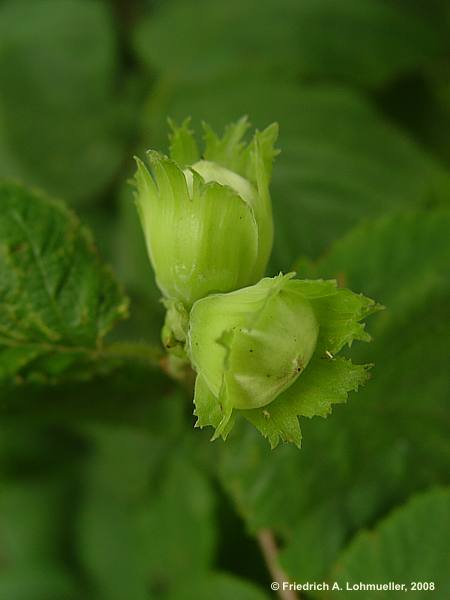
[{"xmin": 257, "ymin": 529, "xmax": 300, "ymax": 600}]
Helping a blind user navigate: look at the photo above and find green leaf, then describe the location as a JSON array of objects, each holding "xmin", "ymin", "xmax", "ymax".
[
  {"xmin": 301, "ymin": 209, "xmax": 450, "ymax": 322},
  {"xmin": 328, "ymin": 488, "xmax": 450, "ymax": 598},
  {"xmin": 297, "ymin": 210, "xmax": 450, "ymax": 466},
  {"xmin": 77, "ymin": 427, "xmax": 166, "ymax": 600},
  {"xmin": 0, "ymin": 181, "xmax": 128, "ymax": 384},
  {"xmin": 134, "ymin": 0, "xmax": 445, "ymax": 87},
  {"xmin": 0, "ymin": 0, "xmax": 131, "ymax": 204},
  {"xmin": 144, "ymin": 79, "xmax": 450, "ymax": 265},
  {"xmin": 280, "ymin": 213, "xmax": 450, "ymax": 583},
  {"xmin": 77, "ymin": 427, "xmax": 217, "ymax": 600},
  {"xmin": 0, "ymin": 364, "xmax": 178, "ymax": 436},
  {"xmin": 0, "ymin": 567, "xmax": 77, "ymax": 600},
  {"xmin": 0, "ymin": 480, "xmax": 65, "ymax": 565},
  {"xmin": 143, "ymin": 453, "xmax": 217, "ymax": 587},
  {"xmin": 114, "ymin": 182, "xmax": 166, "ymax": 347},
  {"xmin": 217, "ymin": 208, "xmax": 449, "ymax": 584},
  {"xmin": 168, "ymin": 572, "xmax": 270, "ymax": 600},
  {"xmin": 0, "ymin": 478, "xmax": 79, "ymax": 599}
]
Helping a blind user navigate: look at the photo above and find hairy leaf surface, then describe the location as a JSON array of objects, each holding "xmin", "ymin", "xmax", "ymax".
[{"xmin": 0, "ymin": 182, "xmax": 128, "ymax": 384}]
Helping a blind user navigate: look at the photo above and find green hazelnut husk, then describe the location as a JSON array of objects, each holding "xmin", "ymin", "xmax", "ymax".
[{"xmin": 188, "ymin": 273, "xmax": 319, "ymax": 435}]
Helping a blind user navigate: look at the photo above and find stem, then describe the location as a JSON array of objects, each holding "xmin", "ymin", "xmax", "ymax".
[{"xmin": 257, "ymin": 529, "xmax": 300, "ymax": 600}]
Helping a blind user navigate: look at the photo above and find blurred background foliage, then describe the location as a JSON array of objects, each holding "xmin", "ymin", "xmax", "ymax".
[{"xmin": 0, "ymin": 0, "xmax": 449, "ymax": 598}]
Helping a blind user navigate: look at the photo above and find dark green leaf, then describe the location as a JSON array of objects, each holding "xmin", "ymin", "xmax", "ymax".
[
  {"xmin": 0, "ymin": 478, "xmax": 79, "ymax": 599},
  {"xmin": 299, "ymin": 209, "xmax": 450, "ymax": 321},
  {"xmin": 0, "ymin": 364, "xmax": 179, "ymax": 436},
  {"xmin": 0, "ymin": 0, "xmax": 132, "ymax": 204},
  {"xmin": 114, "ymin": 182, "xmax": 165, "ymax": 346},
  {"xmin": 217, "ymin": 208, "xmax": 450, "ymax": 584},
  {"xmin": 0, "ymin": 181, "xmax": 128, "ymax": 384},
  {"xmin": 0, "ymin": 567, "xmax": 77, "ymax": 600},
  {"xmin": 169, "ymin": 572, "xmax": 270, "ymax": 600},
  {"xmin": 77, "ymin": 427, "xmax": 217, "ymax": 600},
  {"xmin": 144, "ymin": 79, "xmax": 450, "ymax": 265},
  {"xmin": 328, "ymin": 488, "xmax": 450, "ymax": 598},
  {"xmin": 134, "ymin": 0, "xmax": 444, "ymax": 87}
]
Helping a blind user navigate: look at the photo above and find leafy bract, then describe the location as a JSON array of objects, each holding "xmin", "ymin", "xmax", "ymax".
[
  {"xmin": 134, "ymin": 118, "xmax": 278, "ymax": 308},
  {"xmin": 190, "ymin": 274, "xmax": 320, "ymax": 437},
  {"xmin": 134, "ymin": 150, "xmax": 260, "ymax": 307},
  {"xmin": 0, "ymin": 181, "xmax": 128, "ymax": 384},
  {"xmin": 193, "ymin": 278, "xmax": 380, "ymax": 447},
  {"xmin": 244, "ymin": 358, "xmax": 370, "ymax": 448},
  {"xmin": 328, "ymin": 488, "xmax": 450, "ymax": 598},
  {"xmin": 201, "ymin": 117, "xmax": 279, "ymax": 187}
]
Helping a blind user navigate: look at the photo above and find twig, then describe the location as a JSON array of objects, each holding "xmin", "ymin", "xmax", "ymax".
[{"xmin": 257, "ymin": 529, "xmax": 300, "ymax": 600}]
